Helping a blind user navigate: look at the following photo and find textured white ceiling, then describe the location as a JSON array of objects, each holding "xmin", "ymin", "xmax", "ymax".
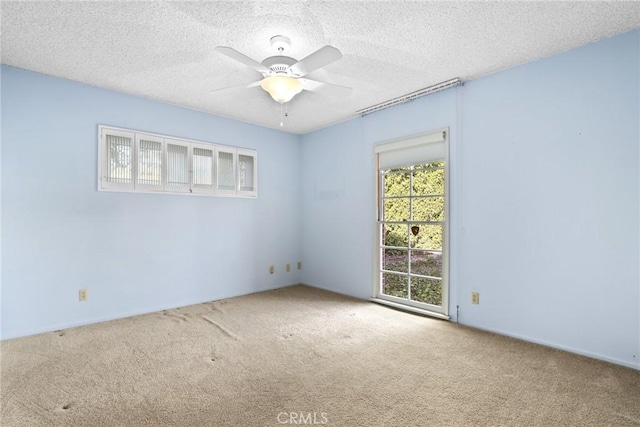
[{"xmin": 2, "ymin": 1, "xmax": 639, "ymax": 134}]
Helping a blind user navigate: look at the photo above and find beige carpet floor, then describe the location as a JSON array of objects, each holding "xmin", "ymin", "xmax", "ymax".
[{"xmin": 1, "ymin": 285, "xmax": 639, "ymax": 426}]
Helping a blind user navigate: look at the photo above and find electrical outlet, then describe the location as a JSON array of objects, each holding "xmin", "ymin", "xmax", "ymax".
[
  {"xmin": 269, "ymin": 266, "xmax": 274, "ymax": 274},
  {"xmin": 79, "ymin": 289, "xmax": 88, "ymax": 301},
  {"xmin": 286, "ymin": 264, "xmax": 291, "ymax": 272},
  {"xmin": 297, "ymin": 262, "xmax": 302, "ymax": 270},
  {"xmin": 471, "ymin": 292, "xmax": 479, "ymax": 305}
]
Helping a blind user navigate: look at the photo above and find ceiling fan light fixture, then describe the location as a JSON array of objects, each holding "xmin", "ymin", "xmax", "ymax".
[{"xmin": 260, "ymin": 75, "xmax": 303, "ymax": 103}]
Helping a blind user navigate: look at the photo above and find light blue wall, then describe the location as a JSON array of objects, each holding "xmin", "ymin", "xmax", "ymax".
[
  {"xmin": 457, "ymin": 30, "xmax": 639, "ymax": 368},
  {"xmin": 301, "ymin": 30, "xmax": 640, "ymax": 369},
  {"xmin": 300, "ymin": 90, "xmax": 458, "ymax": 304},
  {"xmin": 2, "ymin": 30, "xmax": 639, "ymax": 369},
  {"xmin": 1, "ymin": 65, "xmax": 302, "ymax": 339}
]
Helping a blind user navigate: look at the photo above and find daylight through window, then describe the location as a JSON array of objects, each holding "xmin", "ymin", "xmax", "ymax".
[{"xmin": 98, "ymin": 125, "xmax": 257, "ymax": 197}]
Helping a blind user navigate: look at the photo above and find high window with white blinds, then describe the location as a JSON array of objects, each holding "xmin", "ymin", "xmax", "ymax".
[{"xmin": 98, "ymin": 125, "xmax": 257, "ymax": 197}]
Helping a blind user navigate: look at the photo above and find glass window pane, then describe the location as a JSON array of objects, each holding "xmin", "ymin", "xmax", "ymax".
[
  {"xmin": 193, "ymin": 147, "xmax": 213, "ymax": 188},
  {"xmin": 106, "ymin": 134, "xmax": 132, "ymax": 184},
  {"xmin": 218, "ymin": 151, "xmax": 235, "ymax": 191},
  {"xmin": 382, "ymin": 272, "xmax": 408, "ymax": 299},
  {"xmin": 384, "ymin": 171, "xmax": 410, "ymax": 197},
  {"xmin": 383, "ymin": 248, "xmax": 408, "ymax": 273},
  {"xmin": 382, "ymin": 224, "xmax": 408, "ymax": 248},
  {"xmin": 410, "ymin": 277, "xmax": 442, "ymax": 306},
  {"xmin": 138, "ymin": 139, "xmax": 162, "ymax": 186},
  {"xmin": 384, "ymin": 197, "xmax": 409, "ymax": 222},
  {"xmin": 387, "ymin": 166, "xmax": 411, "ymax": 172},
  {"xmin": 409, "ymin": 224, "xmax": 442, "ymax": 250},
  {"xmin": 413, "ymin": 168, "xmax": 444, "ymax": 196},
  {"xmin": 238, "ymin": 154, "xmax": 254, "ymax": 191},
  {"xmin": 410, "ymin": 250, "xmax": 442, "ymax": 278},
  {"xmin": 414, "ymin": 161, "xmax": 444, "ymax": 170},
  {"xmin": 412, "ymin": 197, "xmax": 444, "ymax": 222},
  {"xmin": 167, "ymin": 144, "xmax": 189, "ymax": 188}
]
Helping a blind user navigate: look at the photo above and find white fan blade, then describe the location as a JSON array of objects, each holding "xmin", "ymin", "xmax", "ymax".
[
  {"xmin": 288, "ymin": 45, "xmax": 342, "ymax": 77},
  {"xmin": 214, "ymin": 46, "xmax": 270, "ymax": 74},
  {"xmin": 299, "ymin": 78, "xmax": 352, "ymax": 97},
  {"xmin": 209, "ymin": 80, "xmax": 261, "ymax": 93}
]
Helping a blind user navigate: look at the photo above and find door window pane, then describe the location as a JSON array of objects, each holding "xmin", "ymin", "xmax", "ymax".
[
  {"xmin": 413, "ymin": 168, "xmax": 444, "ymax": 196},
  {"xmin": 410, "ymin": 277, "xmax": 442, "ymax": 306},
  {"xmin": 383, "ymin": 248, "xmax": 408, "ymax": 272},
  {"xmin": 382, "ymin": 272, "xmax": 408, "ymax": 298},
  {"xmin": 382, "ymin": 224, "xmax": 408, "ymax": 248},
  {"xmin": 384, "ymin": 171, "xmax": 410, "ymax": 197},
  {"xmin": 384, "ymin": 197, "xmax": 410, "ymax": 222},
  {"xmin": 410, "ymin": 250, "xmax": 442, "ymax": 278},
  {"xmin": 412, "ymin": 197, "xmax": 444, "ymax": 222},
  {"xmin": 409, "ymin": 224, "xmax": 442, "ymax": 250}
]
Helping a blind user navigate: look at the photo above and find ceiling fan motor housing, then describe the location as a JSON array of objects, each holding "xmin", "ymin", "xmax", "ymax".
[{"xmin": 261, "ymin": 56, "xmax": 298, "ymax": 76}]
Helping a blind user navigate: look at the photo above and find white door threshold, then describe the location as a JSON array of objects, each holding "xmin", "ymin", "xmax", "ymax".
[{"xmin": 370, "ymin": 298, "xmax": 450, "ymax": 320}]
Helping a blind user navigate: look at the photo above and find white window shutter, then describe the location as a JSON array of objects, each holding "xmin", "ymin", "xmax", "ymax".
[
  {"xmin": 98, "ymin": 125, "xmax": 257, "ymax": 199},
  {"xmin": 237, "ymin": 149, "xmax": 257, "ymax": 197},
  {"xmin": 165, "ymin": 139, "xmax": 191, "ymax": 193},
  {"xmin": 135, "ymin": 133, "xmax": 164, "ymax": 191},
  {"xmin": 216, "ymin": 147, "xmax": 237, "ymax": 195},
  {"xmin": 191, "ymin": 143, "xmax": 215, "ymax": 194},
  {"xmin": 99, "ymin": 127, "xmax": 135, "ymax": 191}
]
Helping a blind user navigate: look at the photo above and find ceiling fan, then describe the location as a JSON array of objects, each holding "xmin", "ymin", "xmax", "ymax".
[{"xmin": 212, "ymin": 36, "xmax": 352, "ymax": 104}]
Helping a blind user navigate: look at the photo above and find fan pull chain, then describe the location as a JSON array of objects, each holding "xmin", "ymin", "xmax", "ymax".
[{"xmin": 279, "ymin": 102, "xmax": 290, "ymax": 127}]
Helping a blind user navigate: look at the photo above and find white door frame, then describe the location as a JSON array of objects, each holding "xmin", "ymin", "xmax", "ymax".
[{"xmin": 371, "ymin": 128, "xmax": 450, "ymax": 320}]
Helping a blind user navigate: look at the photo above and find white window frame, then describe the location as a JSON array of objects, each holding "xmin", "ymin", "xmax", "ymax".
[
  {"xmin": 237, "ymin": 148, "xmax": 258, "ymax": 197},
  {"xmin": 97, "ymin": 125, "xmax": 257, "ymax": 198},
  {"xmin": 98, "ymin": 127, "xmax": 135, "ymax": 191},
  {"xmin": 135, "ymin": 133, "xmax": 165, "ymax": 193},
  {"xmin": 215, "ymin": 147, "xmax": 238, "ymax": 196}
]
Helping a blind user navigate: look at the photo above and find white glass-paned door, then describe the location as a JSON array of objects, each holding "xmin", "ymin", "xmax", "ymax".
[
  {"xmin": 166, "ymin": 139, "xmax": 190, "ymax": 193},
  {"xmin": 375, "ymin": 130, "xmax": 449, "ymax": 318}
]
